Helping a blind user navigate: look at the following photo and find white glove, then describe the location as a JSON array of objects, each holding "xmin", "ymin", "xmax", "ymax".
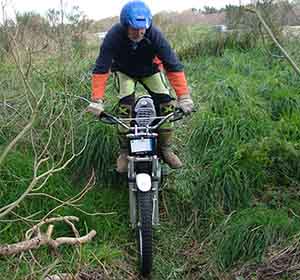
[
  {"xmin": 86, "ymin": 100, "xmax": 104, "ymax": 117},
  {"xmin": 177, "ymin": 95, "xmax": 194, "ymax": 114}
]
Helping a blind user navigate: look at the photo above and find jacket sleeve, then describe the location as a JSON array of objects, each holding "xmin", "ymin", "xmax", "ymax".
[
  {"xmin": 151, "ymin": 27, "xmax": 189, "ymax": 96},
  {"xmin": 91, "ymin": 73, "xmax": 110, "ymax": 101},
  {"xmin": 165, "ymin": 72, "xmax": 189, "ymax": 97},
  {"xmin": 91, "ymin": 31, "xmax": 115, "ymax": 101}
]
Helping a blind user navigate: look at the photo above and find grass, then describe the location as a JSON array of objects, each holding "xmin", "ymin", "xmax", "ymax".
[
  {"xmin": 212, "ymin": 207, "xmax": 300, "ymax": 270},
  {"xmin": 170, "ymin": 45, "xmax": 300, "ymax": 276},
  {"xmin": 0, "ymin": 150, "xmax": 129, "ymax": 278},
  {"xmin": 172, "ymin": 26, "xmax": 258, "ymax": 60},
  {"xmin": 177, "ymin": 46, "xmax": 300, "ymax": 211},
  {"xmin": 2, "ymin": 25, "xmax": 300, "ymax": 278},
  {"xmin": 71, "ymin": 119, "xmax": 120, "ymax": 185}
]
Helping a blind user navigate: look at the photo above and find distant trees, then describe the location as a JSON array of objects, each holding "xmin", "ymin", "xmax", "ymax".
[
  {"xmin": 203, "ymin": 6, "xmax": 219, "ymax": 14},
  {"xmin": 46, "ymin": 5, "xmax": 92, "ymax": 57},
  {"xmin": 0, "ymin": 5, "xmax": 91, "ymax": 61},
  {"xmin": 192, "ymin": 1, "xmax": 300, "ymax": 28},
  {"xmin": 225, "ymin": 0, "xmax": 300, "ymax": 30}
]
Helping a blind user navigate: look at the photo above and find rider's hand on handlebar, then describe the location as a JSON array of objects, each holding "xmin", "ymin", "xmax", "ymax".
[
  {"xmin": 177, "ymin": 94, "xmax": 194, "ymax": 115},
  {"xmin": 86, "ymin": 99, "xmax": 104, "ymax": 117}
]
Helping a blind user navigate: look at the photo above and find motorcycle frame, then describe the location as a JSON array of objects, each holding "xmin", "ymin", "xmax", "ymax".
[
  {"xmin": 98, "ymin": 105, "xmax": 184, "ymax": 229},
  {"xmin": 127, "ymin": 145, "xmax": 161, "ymax": 229}
]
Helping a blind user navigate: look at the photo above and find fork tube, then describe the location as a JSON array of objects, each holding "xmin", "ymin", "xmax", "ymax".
[
  {"xmin": 129, "ymin": 182, "xmax": 137, "ymax": 228},
  {"xmin": 128, "ymin": 156, "xmax": 137, "ymax": 228},
  {"xmin": 152, "ymin": 156, "xmax": 160, "ymax": 226},
  {"xmin": 152, "ymin": 181, "xmax": 159, "ymax": 226}
]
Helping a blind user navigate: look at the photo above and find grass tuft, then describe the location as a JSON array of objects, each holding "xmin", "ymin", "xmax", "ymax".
[{"xmin": 212, "ymin": 207, "xmax": 300, "ymax": 269}]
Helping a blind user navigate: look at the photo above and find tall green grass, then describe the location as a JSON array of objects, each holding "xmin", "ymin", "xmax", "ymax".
[
  {"xmin": 2, "ymin": 22, "xmax": 300, "ymax": 278},
  {"xmin": 212, "ymin": 207, "xmax": 300, "ymax": 269},
  {"xmin": 172, "ymin": 46, "xmax": 300, "ymax": 273},
  {"xmin": 72, "ymin": 119, "xmax": 120, "ymax": 185},
  {"xmin": 173, "ymin": 27, "xmax": 258, "ymax": 60},
  {"xmin": 0, "ymin": 148, "xmax": 129, "ymax": 278},
  {"xmin": 177, "ymin": 47, "xmax": 300, "ymax": 210}
]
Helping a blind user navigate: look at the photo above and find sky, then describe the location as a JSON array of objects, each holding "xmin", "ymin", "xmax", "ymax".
[{"xmin": 1, "ymin": 0, "xmax": 251, "ymax": 21}]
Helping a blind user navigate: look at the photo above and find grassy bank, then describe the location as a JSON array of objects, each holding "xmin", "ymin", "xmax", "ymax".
[{"xmin": 1, "ymin": 28, "xmax": 300, "ymax": 278}]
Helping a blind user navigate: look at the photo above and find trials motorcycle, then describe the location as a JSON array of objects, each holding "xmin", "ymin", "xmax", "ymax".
[{"xmin": 99, "ymin": 95, "xmax": 185, "ymax": 276}]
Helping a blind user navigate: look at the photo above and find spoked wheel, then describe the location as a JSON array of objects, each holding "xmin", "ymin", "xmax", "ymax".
[{"xmin": 137, "ymin": 190, "xmax": 153, "ymax": 276}]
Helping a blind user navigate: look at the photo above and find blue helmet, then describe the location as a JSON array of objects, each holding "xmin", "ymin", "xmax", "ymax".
[{"xmin": 120, "ymin": 1, "xmax": 152, "ymax": 29}]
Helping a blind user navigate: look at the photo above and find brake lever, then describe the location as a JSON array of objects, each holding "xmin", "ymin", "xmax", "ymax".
[
  {"xmin": 170, "ymin": 108, "xmax": 185, "ymax": 122},
  {"xmin": 99, "ymin": 112, "xmax": 118, "ymax": 125},
  {"xmin": 170, "ymin": 107, "xmax": 196, "ymax": 122}
]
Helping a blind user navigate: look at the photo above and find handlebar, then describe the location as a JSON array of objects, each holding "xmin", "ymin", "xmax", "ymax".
[{"xmin": 99, "ymin": 108, "xmax": 186, "ymax": 131}]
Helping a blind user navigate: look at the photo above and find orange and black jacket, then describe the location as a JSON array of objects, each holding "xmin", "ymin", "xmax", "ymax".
[{"xmin": 92, "ymin": 23, "xmax": 188, "ymax": 100}]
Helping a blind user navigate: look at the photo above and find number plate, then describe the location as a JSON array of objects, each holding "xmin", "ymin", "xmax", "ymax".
[{"xmin": 130, "ymin": 139, "xmax": 152, "ymax": 153}]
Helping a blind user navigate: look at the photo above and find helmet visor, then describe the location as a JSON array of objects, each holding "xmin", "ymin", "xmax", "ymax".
[{"xmin": 128, "ymin": 16, "xmax": 150, "ymax": 29}]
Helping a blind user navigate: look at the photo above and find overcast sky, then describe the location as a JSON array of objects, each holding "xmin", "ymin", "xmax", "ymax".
[{"xmin": 1, "ymin": 0, "xmax": 251, "ymax": 21}]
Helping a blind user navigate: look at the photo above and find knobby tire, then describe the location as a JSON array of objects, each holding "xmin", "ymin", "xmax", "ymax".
[{"xmin": 137, "ymin": 190, "xmax": 153, "ymax": 276}]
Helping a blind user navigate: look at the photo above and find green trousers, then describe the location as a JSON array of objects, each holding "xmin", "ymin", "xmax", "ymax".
[{"xmin": 114, "ymin": 71, "xmax": 175, "ymax": 131}]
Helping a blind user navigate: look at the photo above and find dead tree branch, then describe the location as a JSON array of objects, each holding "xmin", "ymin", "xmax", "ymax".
[
  {"xmin": 0, "ymin": 110, "xmax": 38, "ymax": 167},
  {"xmin": 0, "ymin": 216, "xmax": 96, "ymax": 256},
  {"xmin": 0, "ymin": 109, "xmax": 89, "ymax": 218},
  {"xmin": 44, "ymin": 274, "xmax": 75, "ymax": 280},
  {"xmin": 245, "ymin": 6, "xmax": 300, "ymax": 76},
  {"xmin": 0, "ymin": 32, "xmax": 46, "ymax": 167}
]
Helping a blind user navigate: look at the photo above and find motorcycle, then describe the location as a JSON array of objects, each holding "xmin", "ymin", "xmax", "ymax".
[{"xmin": 99, "ymin": 95, "xmax": 185, "ymax": 276}]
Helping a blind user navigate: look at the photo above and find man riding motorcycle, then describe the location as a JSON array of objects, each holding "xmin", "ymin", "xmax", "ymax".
[{"xmin": 87, "ymin": 0, "xmax": 194, "ymax": 173}]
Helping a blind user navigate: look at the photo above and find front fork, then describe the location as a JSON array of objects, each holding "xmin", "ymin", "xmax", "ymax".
[{"xmin": 128, "ymin": 156, "xmax": 161, "ymax": 229}]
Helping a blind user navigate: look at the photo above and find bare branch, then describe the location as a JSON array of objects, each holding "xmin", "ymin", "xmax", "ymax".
[
  {"xmin": 8, "ymin": 34, "xmax": 37, "ymax": 108},
  {"xmin": 0, "ymin": 121, "xmax": 89, "ymax": 218},
  {"xmin": 0, "ymin": 110, "xmax": 37, "ymax": 167},
  {"xmin": 0, "ymin": 230, "xmax": 96, "ymax": 256},
  {"xmin": 245, "ymin": 6, "xmax": 300, "ymax": 76},
  {"xmin": 51, "ymin": 231, "xmax": 96, "ymax": 248},
  {"xmin": 44, "ymin": 274, "xmax": 75, "ymax": 280},
  {"xmin": 30, "ymin": 170, "xmax": 116, "ymax": 219},
  {"xmin": 0, "ymin": 211, "xmax": 41, "ymax": 223},
  {"xmin": 26, "ymin": 216, "xmax": 79, "ymax": 239},
  {"xmin": 0, "ymin": 216, "xmax": 96, "ymax": 256},
  {"xmin": 64, "ymin": 218, "xmax": 80, "ymax": 238},
  {"xmin": 0, "ymin": 80, "xmax": 46, "ymax": 167},
  {"xmin": 0, "ymin": 175, "xmax": 39, "ymax": 217}
]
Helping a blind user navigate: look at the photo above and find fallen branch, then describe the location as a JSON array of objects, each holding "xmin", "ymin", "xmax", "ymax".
[
  {"xmin": 25, "ymin": 216, "xmax": 79, "ymax": 239},
  {"xmin": 44, "ymin": 274, "xmax": 75, "ymax": 280},
  {"xmin": 0, "ymin": 216, "xmax": 96, "ymax": 256}
]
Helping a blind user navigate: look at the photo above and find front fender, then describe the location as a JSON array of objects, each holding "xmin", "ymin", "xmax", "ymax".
[{"xmin": 136, "ymin": 173, "xmax": 152, "ymax": 192}]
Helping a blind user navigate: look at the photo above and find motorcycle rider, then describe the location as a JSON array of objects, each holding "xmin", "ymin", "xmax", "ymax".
[{"xmin": 87, "ymin": 0, "xmax": 194, "ymax": 173}]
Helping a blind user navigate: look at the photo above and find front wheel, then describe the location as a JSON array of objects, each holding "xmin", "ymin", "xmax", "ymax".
[{"xmin": 137, "ymin": 190, "xmax": 153, "ymax": 276}]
